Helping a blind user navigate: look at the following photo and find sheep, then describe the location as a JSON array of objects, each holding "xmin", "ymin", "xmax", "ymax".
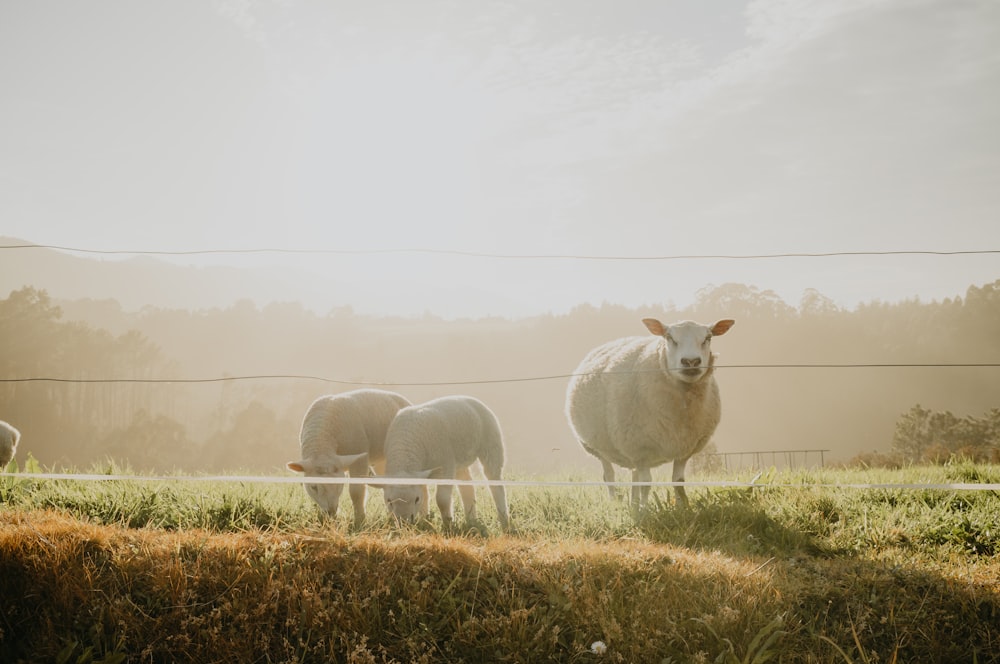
[
  {"xmin": 565, "ymin": 318, "xmax": 735, "ymax": 510},
  {"xmin": 0, "ymin": 420, "xmax": 20, "ymax": 468},
  {"xmin": 377, "ymin": 395, "xmax": 510, "ymax": 532},
  {"xmin": 286, "ymin": 389, "xmax": 411, "ymax": 526}
]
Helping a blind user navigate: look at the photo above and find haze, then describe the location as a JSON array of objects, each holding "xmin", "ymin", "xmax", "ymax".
[
  {"xmin": 5, "ymin": 280, "xmax": 999, "ymax": 475},
  {"xmin": 2, "ymin": 2, "xmax": 999, "ymax": 475},
  {"xmin": 2, "ymin": 0, "xmax": 998, "ymax": 318}
]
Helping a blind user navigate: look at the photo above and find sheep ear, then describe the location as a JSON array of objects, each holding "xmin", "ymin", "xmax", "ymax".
[
  {"xmin": 415, "ymin": 468, "xmax": 437, "ymax": 479},
  {"xmin": 642, "ymin": 318, "xmax": 666, "ymax": 336},
  {"xmin": 711, "ymin": 319, "xmax": 735, "ymax": 336},
  {"xmin": 286, "ymin": 461, "xmax": 306, "ymax": 473},
  {"xmin": 334, "ymin": 452, "xmax": 369, "ymax": 470}
]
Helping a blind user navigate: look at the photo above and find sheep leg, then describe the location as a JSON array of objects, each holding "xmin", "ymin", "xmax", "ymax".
[
  {"xmin": 347, "ymin": 482, "xmax": 367, "ymax": 527},
  {"xmin": 455, "ymin": 466, "xmax": 477, "ymax": 523},
  {"xmin": 481, "ymin": 459, "xmax": 510, "ymax": 531},
  {"xmin": 601, "ymin": 458, "xmax": 619, "ymax": 500},
  {"xmin": 348, "ymin": 458, "xmax": 371, "ymax": 527},
  {"xmin": 419, "ymin": 485, "xmax": 431, "ymax": 517},
  {"xmin": 435, "ymin": 484, "xmax": 456, "ymax": 530},
  {"xmin": 632, "ymin": 467, "xmax": 652, "ymax": 511},
  {"xmin": 672, "ymin": 458, "xmax": 690, "ymax": 508}
]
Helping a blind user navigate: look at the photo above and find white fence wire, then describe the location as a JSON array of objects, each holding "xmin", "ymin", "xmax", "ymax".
[{"xmin": 2, "ymin": 472, "xmax": 999, "ymax": 492}]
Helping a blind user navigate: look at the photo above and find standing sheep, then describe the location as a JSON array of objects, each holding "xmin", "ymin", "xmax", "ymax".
[
  {"xmin": 287, "ymin": 389, "xmax": 411, "ymax": 526},
  {"xmin": 0, "ymin": 420, "xmax": 20, "ymax": 468},
  {"xmin": 378, "ymin": 395, "xmax": 510, "ymax": 532},
  {"xmin": 566, "ymin": 318, "xmax": 735, "ymax": 509}
]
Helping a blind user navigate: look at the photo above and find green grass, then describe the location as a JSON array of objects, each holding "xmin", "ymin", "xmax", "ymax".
[
  {"xmin": 3, "ymin": 458, "xmax": 999, "ymax": 560},
  {"xmin": 1, "ymin": 459, "xmax": 999, "ymax": 663}
]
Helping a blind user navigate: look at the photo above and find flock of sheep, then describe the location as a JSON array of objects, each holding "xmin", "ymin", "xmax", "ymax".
[
  {"xmin": 286, "ymin": 317, "xmax": 735, "ymax": 530},
  {"xmin": 1, "ymin": 317, "xmax": 735, "ymax": 531}
]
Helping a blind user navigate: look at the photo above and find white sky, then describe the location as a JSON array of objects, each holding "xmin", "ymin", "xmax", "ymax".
[{"xmin": 1, "ymin": 0, "xmax": 998, "ymax": 318}]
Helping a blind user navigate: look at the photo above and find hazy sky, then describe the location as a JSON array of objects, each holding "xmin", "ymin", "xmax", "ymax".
[{"xmin": 2, "ymin": 0, "xmax": 998, "ymax": 317}]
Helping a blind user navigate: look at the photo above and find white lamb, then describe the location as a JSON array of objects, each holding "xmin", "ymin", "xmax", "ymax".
[
  {"xmin": 378, "ymin": 395, "xmax": 510, "ymax": 532},
  {"xmin": 566, "ymin": 318, "xmax": 735, "ymax": 509},
  {"xmin": 0, "ymin": 420, "xmax": 20, "ymax": 468},
  {"xmin": 287, "ymin": 389, "xmax": 411, "ymax": 526}
]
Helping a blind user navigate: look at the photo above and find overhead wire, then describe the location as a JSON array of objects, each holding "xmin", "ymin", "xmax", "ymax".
[
  {"xmin": 2, "ymin": 243, "xmax": 998, "ymax": 385},
  {"xmin": 2, "ymin": 242, "xmax": 998, "ymax": 488},
  {"xmin": 1, "ymin": 363, "xmax": 999, "ymax": 387},
  {"xmin": 3, "ymin": 243, "xmax": 1000, "ymax": 261}
]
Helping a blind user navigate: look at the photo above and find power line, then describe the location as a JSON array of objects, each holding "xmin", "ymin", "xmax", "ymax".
[
  {"xmin": 3, "ymin": 243, "xmax": 1000, "ymax": 261},
  {"xmin": 2, "ymin": 363, "xmax": 999, "ymax": 387}
]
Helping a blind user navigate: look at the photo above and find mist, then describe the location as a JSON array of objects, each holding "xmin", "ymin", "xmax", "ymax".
[
  {"xmin": 2, "ymin": 0, "xmax": 998, "ymax": 477},
  {"xmin": 3, "ymin": 277, "xmax": 999, "ymax": 477}
]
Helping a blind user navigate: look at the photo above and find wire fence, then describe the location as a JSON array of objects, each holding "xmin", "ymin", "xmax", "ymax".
[
  {"xmin": 3, "ymin": 242, "xmax": 1000, "ymax": 261},
  {"xmin": 1, "ymin": 362, "xmax": 999, "ymax": 388},
  {"xmin": 3, "ymin": 241, "xmax": 998, "ymax": 491},
  {"xmin": 708, "ymin": 449, "xmax": 831, "ymax": 471},
  {"xmin": 2, "ymin": 471, "xmax": 1000, "ymax": 492}
]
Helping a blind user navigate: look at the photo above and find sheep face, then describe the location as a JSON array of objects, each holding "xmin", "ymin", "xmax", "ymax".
[
  {"xmin": 381, "ymin": 469, "xmax": 434, "ymax": 524},
  {"xmin": 642, "ymin": 318, "xmax": 735, "ymax": 384},
  {"xmin": 286, "ymin": 452, "xmax": 368, "ymax": 516},
  {"xmin": 305, "ymin": 479, "xmax": 344, "ymax": 516},
  {"xmin": 383, "ymin": 485, "xmax": 424, "ymax": 523}
]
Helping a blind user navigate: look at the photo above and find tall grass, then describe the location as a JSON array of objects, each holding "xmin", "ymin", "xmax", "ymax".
[{"xmin": 1, "ymin": 459, "xmax": 999, "ymax": 663}]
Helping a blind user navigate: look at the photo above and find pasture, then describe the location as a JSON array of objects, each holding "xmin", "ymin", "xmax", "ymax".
[{"xmin": 1, "ymin": 461, "xmax": 999, "ymax": 663}]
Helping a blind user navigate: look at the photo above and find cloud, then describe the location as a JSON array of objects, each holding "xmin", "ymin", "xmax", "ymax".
[
  {"xmin": 551, "ymin": 0, "xmax": 1000, "ymax": 251},
  {"xmin": 4, "ymin": 0, "xmax": 996, "ymax": 315}
]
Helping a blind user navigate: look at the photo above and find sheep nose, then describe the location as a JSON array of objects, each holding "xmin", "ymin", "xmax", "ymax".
[{"xmin": 681, "ymin": 357, "xmax": 702, "ymax": 368}]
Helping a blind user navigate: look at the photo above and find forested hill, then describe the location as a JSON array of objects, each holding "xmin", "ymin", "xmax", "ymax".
[{"xmin": 1, "ymin": 279, "xmax": 999, "ymax": 474}]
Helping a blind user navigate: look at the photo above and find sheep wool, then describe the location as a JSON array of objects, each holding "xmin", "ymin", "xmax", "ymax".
[
  {"xmin": 381, "ymin": 395, "xmax": 510, "ymax": 531},
  {"xmin": 0, "ymin": 420, "xmax": 20, "ymax": 468},
  {"xmin": 287, "ymin": 389, "xmax": 411, "ymax": 526},
  {"xmin": 566, "ymin": 318, "xmax": 735, "ymax": 509}
]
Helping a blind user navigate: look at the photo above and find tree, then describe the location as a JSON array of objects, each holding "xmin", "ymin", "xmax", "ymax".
[
  {"xmin": 799, "ymin": 288, "xmax": 840, "ymax": 317},
  {"xmin": 892, "ymin": 405, "xmax": 1000, "ymax": 464},
  {"xmin": 205, "ymin": 401, "xmax": 296, "ymax": 472},
  {"xmin": 0, "ymin": 287, "xmax": 63, "ymax": 377},
  {"xmin": 0, "ymin": 288, "xmax": 171, "ymax": 467},
  {"xmin": 692, "ymin": 283, "xmax": 795, "ymax": 320},
  {"xmin": 891, "ymin": 405, "xmax": 934, "ymax": 463},
  {"xmin": 97, "ymin": 410, "xmax": 194, "ymax": 471}
]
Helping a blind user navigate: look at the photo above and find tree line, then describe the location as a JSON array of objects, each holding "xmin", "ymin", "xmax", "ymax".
[
  {"xmin": 889, "ymin": 405, "xmax": 1000, "ymax": 465},
  {"xmin": 1, "ymin": 279, "xmax": 999, "ymax": 474}
]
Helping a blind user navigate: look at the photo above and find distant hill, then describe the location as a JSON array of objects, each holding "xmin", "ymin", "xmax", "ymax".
[
  {"xmin": 0, "ymin": 237, "xmax": 538, "ymax": 318},
  {"xmin": 0, "ymin": 237, "xmax": 343, "ymax": 312}
]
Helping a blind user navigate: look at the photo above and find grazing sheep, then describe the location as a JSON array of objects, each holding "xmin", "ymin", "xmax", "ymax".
[
  {"xmin": 566, "ymin": 318, "xmax": 735, "ymax": 509},
  {"xmin": 287, "ymin": 389, "xmax": 411, "ymax": 525},
  {"xmin": 378, "ymin": 395, "xmax": 510, "ymax": 531},
  {"xmin": 0, "ymin": 420, "xmax": 20, "ymax": 468}
]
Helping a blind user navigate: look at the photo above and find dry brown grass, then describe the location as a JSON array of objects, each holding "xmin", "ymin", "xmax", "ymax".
[{"xmin": 2, "ymin": 508, "xmax": 999, "ymax": 663}]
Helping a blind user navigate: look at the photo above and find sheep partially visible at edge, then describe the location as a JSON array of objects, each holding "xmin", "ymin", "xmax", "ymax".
[
  {"xmin": 287, "ymin": 389, "xmax": 411, "ymax": 526},
  {"xmin": 377, "ymin": 395, "xmax": 510, "ymax": 532},
  {"xmin": 565, "ymin": 318, "xmax": 735, "ymax": 509},
  {"xmin": 0, "ymin": 419, "xmax": 20, "ymax": 468}
]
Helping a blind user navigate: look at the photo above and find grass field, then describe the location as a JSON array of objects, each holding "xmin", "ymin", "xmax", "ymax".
[{"xmin": 1, "ymin": 460, "xmax": 998, "ymax": 663}]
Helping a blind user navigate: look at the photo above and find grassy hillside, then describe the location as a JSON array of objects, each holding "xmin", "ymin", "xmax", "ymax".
[{"xmin": 1, "ymin": 463, "xmax": 999, "ymax": 663}]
